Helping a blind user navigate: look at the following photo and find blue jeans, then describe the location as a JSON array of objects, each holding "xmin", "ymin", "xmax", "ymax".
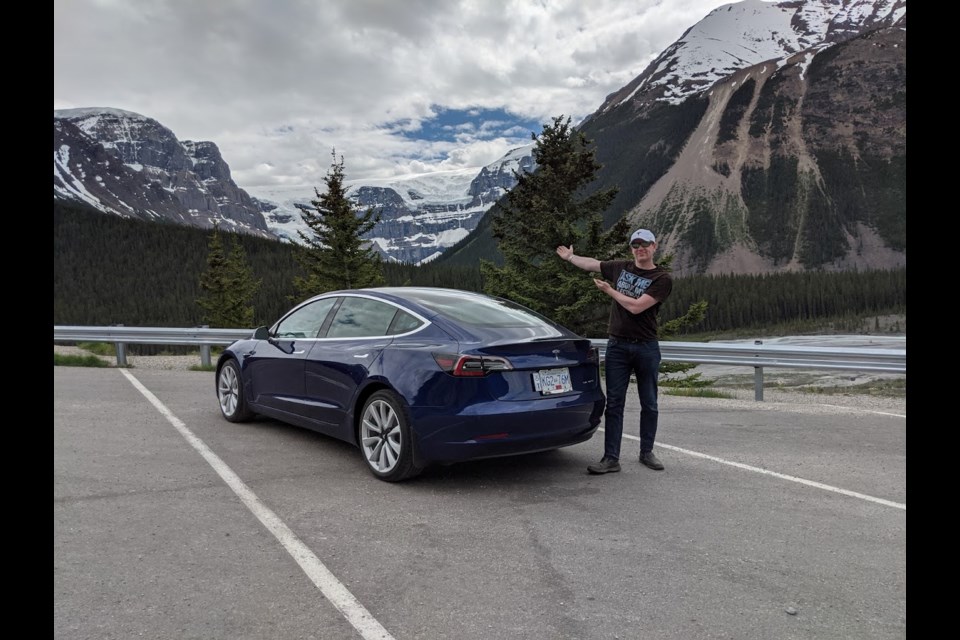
[{"xmin": 602, "ymin": 338, "xmax": 661, "ymax": 460}]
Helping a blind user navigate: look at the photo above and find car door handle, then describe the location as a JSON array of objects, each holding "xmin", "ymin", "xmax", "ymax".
[{"xmin": 354, "ymin": 353, "xmax": 369, "ymax": 358}]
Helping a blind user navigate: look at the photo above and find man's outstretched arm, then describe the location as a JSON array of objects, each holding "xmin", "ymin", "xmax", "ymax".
[{"xmin": 556, "ymin": 245, "xmax": 601, "ymax": 273}]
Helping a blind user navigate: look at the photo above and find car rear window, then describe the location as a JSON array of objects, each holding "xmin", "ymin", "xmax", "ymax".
[
  {"xmin": 403, "ymin": 290, "xmax": 555, "ymax": 329},
  {"xmin": 388, "ymin": 309, "xmax": 423, "ymax": 335}
]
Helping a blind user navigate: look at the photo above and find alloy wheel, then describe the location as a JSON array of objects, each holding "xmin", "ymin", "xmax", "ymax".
[
  {"xmin": 360, "ymin": 398, "xmax": 403, "ymax": 474},
  {"xmin": 218, "ymin": 364, "xmax": 240, "ymax": 417}
]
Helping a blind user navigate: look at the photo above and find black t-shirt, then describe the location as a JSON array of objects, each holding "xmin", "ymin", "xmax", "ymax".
[{"xmin": 599, "ymin": 260, "xmax": 673, "ymax": 342}]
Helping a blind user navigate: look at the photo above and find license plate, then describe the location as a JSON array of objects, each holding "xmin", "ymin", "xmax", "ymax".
[{"xmin": 532, "ymin": 367, "xmax": 572, "ymax": 395}]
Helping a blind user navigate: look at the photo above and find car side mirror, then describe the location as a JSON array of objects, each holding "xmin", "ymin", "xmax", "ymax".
[{"xmin": 253, "ymin": 326, "xmax": 270, "ymax": 340}]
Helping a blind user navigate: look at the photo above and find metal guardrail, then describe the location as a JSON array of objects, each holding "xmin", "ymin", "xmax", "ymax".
[
  {"xmin": 591, "ymin": 338, "xmax": 905, "ymax": 400},
  {"xmin": 590, "ymin": 339, "xmax": 905, "ymax": 371},
  {"xmin": 53, "ymin": 325, "xmax": 253, "ymax": 368},
  {"xmin": 54, "ymin": 326, "xmax": 905, "ymax": 401}
]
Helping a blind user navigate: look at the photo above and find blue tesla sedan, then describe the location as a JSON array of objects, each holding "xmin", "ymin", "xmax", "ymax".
[{"xmin": 215, "ymin": 287, "xmax": 605, "ymax": 481}]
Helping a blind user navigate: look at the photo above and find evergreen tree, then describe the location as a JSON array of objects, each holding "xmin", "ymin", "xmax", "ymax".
[
  {"xmin": 196, "ymin": 224, "xmax": 262, "ymax": 328},
  {"xmin": 481, "ymin": 115, "xmax": 630, "ymax": 336},
  {"xmin": 478, "ymin": 115, "xmax": 709, "ymax": 384},
  {"xmin": 292, "ymin": 150, "xmax": 384, "ymax": 300}
]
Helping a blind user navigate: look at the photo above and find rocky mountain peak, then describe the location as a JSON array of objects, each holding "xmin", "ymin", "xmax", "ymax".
[
  {"xmin": 576, "ymin": 0, "xmax": 906, "ymax": 275},
  {"xmin": 54, "ymin": 108, "xmax": 273, "ymax": 237},
  {"xmin": 593, "ymin": 0, "xmax": 905, "ymax": 119}
]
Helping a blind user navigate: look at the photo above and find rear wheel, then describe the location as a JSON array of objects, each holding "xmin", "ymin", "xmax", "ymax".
[
  {"xmin": 359, "ymin": 390, "xmax": 422, "ymax": 482},
  {"xmin": 217, "ymin": 359, "xmax": 253, "ymax": 422}
]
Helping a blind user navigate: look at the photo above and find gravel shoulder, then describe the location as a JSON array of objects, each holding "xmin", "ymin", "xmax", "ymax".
[{"xmin": 54, "ymin": 345, "xmax": 207, "ymax": 371}]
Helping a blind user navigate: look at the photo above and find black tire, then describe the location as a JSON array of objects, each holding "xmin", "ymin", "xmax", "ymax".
[
  {"xmin": 359, "ymin": 390, "xmax": 422, "ymax": 482},
  {"xmin": 217, "ymin": 359, "xmax": 254, "ymax": 423}
]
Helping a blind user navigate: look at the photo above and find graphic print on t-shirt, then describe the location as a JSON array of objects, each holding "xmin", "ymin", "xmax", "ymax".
[{"xmin": 616, "ymin": 271, "xmax": 653, "ymax": 299}]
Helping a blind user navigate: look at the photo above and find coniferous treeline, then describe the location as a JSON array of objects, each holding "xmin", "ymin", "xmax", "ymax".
[
  {"xmin": 54, "ymin": 202, "xmax": 485, "ymax": 326},
  {"xmin": 658, "ymin": 268, "xmax": 905, "ymax": 334},
  {"xmin": 54, "ymin": 201, "xmax": 905, "ymax": 335},
  {"xmin": 54, "ymin": 202, "xmax": 301, "ymax": 326}
]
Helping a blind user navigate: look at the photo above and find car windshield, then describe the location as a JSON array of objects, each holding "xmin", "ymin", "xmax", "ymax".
[{"xmin": 400, "ymin": 290, "xmax": 556, "ymax": 329}]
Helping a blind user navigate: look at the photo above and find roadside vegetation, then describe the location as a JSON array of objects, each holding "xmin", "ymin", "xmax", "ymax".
[
  {"xmin": 77, "ymin": 341, "xmax": 114, "ymax": 356},
  {"xmin": 54, "ymin": 353, "xmax": 110, "ymax": 368},
  {"xmin": 663, "ymin": 388, "xmax": 735, "ymax": 399}
]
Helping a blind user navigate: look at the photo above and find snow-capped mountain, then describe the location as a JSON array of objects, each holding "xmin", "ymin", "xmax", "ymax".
[
  {"xmin": 249, "ymin": 144, "xmax": 534, "ymax": 265},
  {"xmin": 54, "ymin": 107, "xmax": 274, "ymax": 238},
  {"xmin": 54, "ymin": 105, "xmax": 534, "ymax": 265},
  {"xmin": 593, "ymin": 0, "xmax": 905, "ymax": 115}
]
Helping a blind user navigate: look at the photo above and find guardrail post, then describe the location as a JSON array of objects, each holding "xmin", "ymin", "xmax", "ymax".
[
  {"xmin": 114, "ymin": 324, "xmax": 127, "ymax": 367},
  {"xmin": 754, "ymin": 367, "xmax": 764, "ymax": 401},
  {"xmin": 753, "ymin": 340, "xmax": 764, "ymax": 401},
  {"xmin": 199, "ymin": 325, "xmax": 211, "ymax": 367}
]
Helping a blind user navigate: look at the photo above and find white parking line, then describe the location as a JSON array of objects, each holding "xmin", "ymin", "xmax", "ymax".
[
  {"xmin": 119, "ymin": 369, "xmax": 396, "ymax": 640},
  {"xmin": 614, "ymin": 430, "xmax": 905, "ymax": 511}
]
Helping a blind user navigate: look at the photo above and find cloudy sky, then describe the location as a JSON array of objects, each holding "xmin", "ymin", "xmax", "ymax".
[{"xmin": 54, "ymin": 0, "xmax": 732, "ymax": 197}]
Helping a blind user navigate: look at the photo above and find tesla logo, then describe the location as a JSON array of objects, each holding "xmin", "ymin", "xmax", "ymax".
[{"xmin": 552, "ymin": 349, "xmax": 560, "ymax": 361}]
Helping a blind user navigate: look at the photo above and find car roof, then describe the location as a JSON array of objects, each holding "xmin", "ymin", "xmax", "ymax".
[
  {"xmin": 302, "ymin": 287, "xmax": 574, "ymax": 342},
  {"xmin": 309, "ymin": 286, "xmax": 496, "ymax": 305}
]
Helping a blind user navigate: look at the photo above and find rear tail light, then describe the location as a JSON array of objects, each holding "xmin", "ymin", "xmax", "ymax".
[
  {"xmin": 587, "ymin": 346, "xmax": 600, "ymax": 363},
  {"xmin": 432, "ymin": 353, "xmax": 514, "ymax": 377}
]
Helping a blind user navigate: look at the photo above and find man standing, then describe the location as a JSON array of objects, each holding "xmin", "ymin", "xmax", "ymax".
[{"xmin": 556, "ymin": 229, "xmax": 673, "ymax": 474}]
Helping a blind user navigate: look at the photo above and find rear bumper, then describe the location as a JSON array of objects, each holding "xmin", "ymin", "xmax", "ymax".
[{"xmin": 411, "ymin": 393, "xmax": 605, "ymax": 464}]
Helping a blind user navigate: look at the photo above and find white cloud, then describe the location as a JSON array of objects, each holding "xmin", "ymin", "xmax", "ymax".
[{"xmin": 54, "ymin": 0, "xmax": 732, "ymax": 195}]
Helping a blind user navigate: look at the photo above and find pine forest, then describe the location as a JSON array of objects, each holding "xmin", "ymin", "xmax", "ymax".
[{"xmin": 54, "ymin": 202, "xmax": 906, "ymax": 338}]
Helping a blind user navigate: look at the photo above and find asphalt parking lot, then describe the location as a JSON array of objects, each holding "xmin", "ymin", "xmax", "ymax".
[{"xmin": 54, "ymin": 366, "xmax": 906, "ymax": 640}]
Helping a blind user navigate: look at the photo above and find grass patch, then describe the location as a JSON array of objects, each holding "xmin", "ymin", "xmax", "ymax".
[
  {"xmin": 664, "ymin": 388, "xmax": 735, "ymax": 399},
  {"xmin": 55, "ymin": 353, "xmax": 110, "ymax": 368},
  {"xmin": 659, "ymin": 372, "xmax": 714, "ymax": 388},
  {"xmin": 77, "ymin": 341, "xmax": 115, "ymax": 356}
]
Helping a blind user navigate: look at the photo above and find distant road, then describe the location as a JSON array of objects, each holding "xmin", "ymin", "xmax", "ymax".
[
  {"xmin": 690, "ymin": 334, "xmax": 907, "ymax": 390},
  {"xmin": 713, "ymin": 334, "xmax": 905, "ymax": 349}
]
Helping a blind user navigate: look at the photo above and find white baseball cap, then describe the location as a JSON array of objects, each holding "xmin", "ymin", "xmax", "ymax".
[{"xmin": 630, "ymin": 229, "xmax": 656, "ymax": 244}]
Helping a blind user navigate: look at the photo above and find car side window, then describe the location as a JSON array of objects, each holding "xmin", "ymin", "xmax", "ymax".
[
  {"xmin": 274, "ymin": 298, "xmax": 338, "ymax": 338},
  {"xmin": 326, "ymin": 297, "xmax": 399, "ymax": 338}
]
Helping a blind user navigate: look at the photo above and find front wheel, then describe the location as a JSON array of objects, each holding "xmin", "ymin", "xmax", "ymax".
[
  {"xmin": 359, "ymin": 390, "xmax": 422, "ymax": 482},
  {"xmin": 217, "ymin": 359, "xmax": 254, "ymax": 423}
]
